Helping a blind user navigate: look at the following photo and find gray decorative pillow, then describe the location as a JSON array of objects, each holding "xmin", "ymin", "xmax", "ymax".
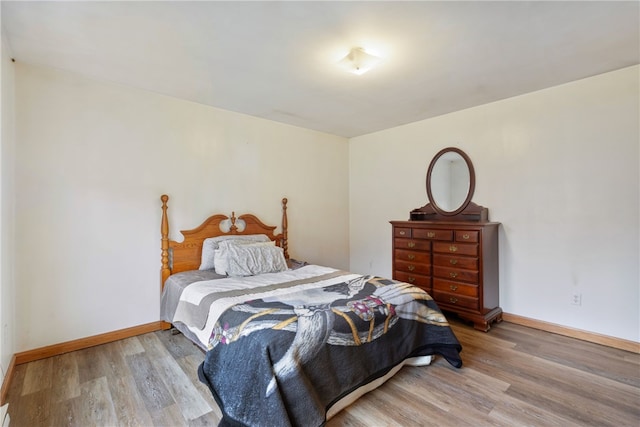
[
  {"xmin": 199, "ymin": 234, "xmax": 271, "ymax": 270},
  {"xmin": 214, "ymin": 241, "xmax": 275, "ymax": 275},
  {"xmin": 218, "ymin": 240, "xmax": 287, "ymax": 277}
]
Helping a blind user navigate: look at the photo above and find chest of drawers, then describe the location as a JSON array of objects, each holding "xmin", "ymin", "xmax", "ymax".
[{"xmin": 390, "ymin": 220, "xmax": 502, "ymax": 331}]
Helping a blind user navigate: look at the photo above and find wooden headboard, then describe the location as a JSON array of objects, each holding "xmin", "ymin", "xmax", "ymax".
[{"xmin": 160, "ymin": 195, "xmax": 289, "ymax": 288}]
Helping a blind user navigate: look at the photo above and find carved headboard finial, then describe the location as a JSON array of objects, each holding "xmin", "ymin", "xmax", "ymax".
[{"xmin": 230, "ymin": 211, "xmax": 237, "ymax": 232}]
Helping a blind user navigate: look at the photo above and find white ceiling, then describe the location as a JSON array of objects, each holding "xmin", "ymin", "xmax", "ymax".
[{"xmin": 2, "ymin": 1, "xmax": 639, "ymax": 138}]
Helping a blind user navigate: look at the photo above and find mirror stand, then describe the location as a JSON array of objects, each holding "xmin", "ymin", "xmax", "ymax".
[
  {"xmin": 409, "ymin": 147, "xmax": 488, "ymax": 222},
  {"xmin": 410, "ymin": 200, "xmax": 488, "ymax": 222}
]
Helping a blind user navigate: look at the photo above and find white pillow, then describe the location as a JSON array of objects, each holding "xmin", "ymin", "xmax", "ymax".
[
  {"xmin": 218, "ymin": 240, "xmax": 287, "ymax": 277},
  {"xmin": 213, "ymin": 249, "xmax": 226, "ymax": 275},
  {"xmin": 213, "ymin": 240, "xmax": 275, "ymax": 275},
  {"xmin": 199, "ymin": 234, "xmax": 271, "ymax": 270}
]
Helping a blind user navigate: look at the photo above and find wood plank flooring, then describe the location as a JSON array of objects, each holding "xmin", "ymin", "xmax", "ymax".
[{"xmin": 6, "ymin": 319, "xmax": 639, "ymax": 426}]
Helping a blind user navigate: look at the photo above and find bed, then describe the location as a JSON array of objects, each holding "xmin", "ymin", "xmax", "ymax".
[{"xmin": 159, "ymin": 195, "xmax": 462, "ymax": 427}]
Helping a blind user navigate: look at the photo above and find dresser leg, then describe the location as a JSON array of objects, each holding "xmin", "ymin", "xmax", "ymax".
[
  {"xmin": 456, "ymin": 307, "xmax": 503, "ymax": 333},
  {"xmin": 473, "ymin": 321, "xmax": 490, "ymax": 332}
]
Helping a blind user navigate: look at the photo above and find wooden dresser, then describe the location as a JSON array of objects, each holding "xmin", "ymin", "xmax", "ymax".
[{"xmin": 390, "ymin": 220, "xmax": 502, "ymax": 331}]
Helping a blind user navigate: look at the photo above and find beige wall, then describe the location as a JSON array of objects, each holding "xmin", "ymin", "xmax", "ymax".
[
  {"xmin": 14, "ymin": 63, "xmax": 349, "ymax": 351},
  {"xmin": 10, "ymin": 61, "xmax": 640, "ymax": 351},
  {"xmin": 1, "ymin": 28, "xmax": 16, "ymax": 378},
  {"xmin": 349, "ymin": 65, "xmax": 639, "ymax": 342}
]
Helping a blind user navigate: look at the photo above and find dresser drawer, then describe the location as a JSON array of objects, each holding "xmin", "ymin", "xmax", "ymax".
[
  {"xmin": 433, "ymin": 254, "xmax": 478, "ymax": 270},
  {"xmin": 413, "ymin": 228, "xmax": 453, "ymax": 241},
  {"xmin": 433, "ymin": 291, "xmax": 479, "ymax": 310},
  {"xmin": 433, "ymin": 266, "xmax": 479, "ymax": 283},
  {"xmin": 394, "ymin": 238, "xmax": 430, "ymax": 251},
  {"xmin": 433, "ymin": 278, "xmax": 479, "ymax": 297},
  {"xmin": 393, "ymin": 271, "xmax": 431, "ymax": 290},
  {"xmin": 394, "ymin": 227, "xmax": 412, "ymax": 238},
  {"xmin": 395, "ymin": 249, "xmax": 429, "ymax": 263},
  {"xmin": 455, "ymin": 230, "xmax": 479, "ymax": 243},
  {"xmin": 395, "ymin": 260, "xmax": 431, "ymax": 275},
  {"xmin": 433, "ymin": 242, "xmax": 478, "ymax": 257}
]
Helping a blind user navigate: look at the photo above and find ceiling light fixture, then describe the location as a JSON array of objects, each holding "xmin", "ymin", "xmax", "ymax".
[{"xmin": 338, "ymin": 47, "xmax": 381, "ymax": 75}]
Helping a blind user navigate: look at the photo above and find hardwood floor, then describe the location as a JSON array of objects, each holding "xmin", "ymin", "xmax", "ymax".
[{"xmin": 6, "ymin": 320, "xmax": 639, "ymax": 426}]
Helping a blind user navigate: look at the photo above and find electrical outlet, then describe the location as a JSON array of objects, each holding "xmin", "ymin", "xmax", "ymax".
[{"xmin": 571, "ymin": 293, "xmax": 582, "ymax": 306}]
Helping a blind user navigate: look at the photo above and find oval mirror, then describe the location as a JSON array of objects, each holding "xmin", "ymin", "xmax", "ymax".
[{"xmin": 426, "ymin": 147, "xmax": 475, "ymax": 216}]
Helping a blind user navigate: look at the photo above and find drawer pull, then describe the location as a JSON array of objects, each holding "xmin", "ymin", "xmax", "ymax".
[
  {"xmin": 449, "ymin": 285, "xmax": 458, "ymax": 291},
  {"xmin": 407, "ymin": 254, "xmax": 415, "ymax": 260},
  {"xmin": 449, "ymin": 297, "xmax": 458, "ymax": 304},
  {"xmin": 427, "ymin": 232, "xmax": 436, "ymax": 238},
  {"xmin": 449, "ymin": 272, "xmax": 458, "ymax": 278},
  {"xmin": 449, "ymin": 245, "xmax": 458, "ymax": 252},
  {"xmin": 407, "ymin": 242, "xmax": 416, "ymax": 248},
  {"xmin": 462, "ymin": 233, "xmax": 470, "ymax": 240},
  {"xmin": 399, "ymin": 230, "xmax": 406, "ymax": 236},
  {"xmin": 449, "ymin": 259, "xmax": 458, "ymax": 265},
  {"xmin": 408, "ymin": 277, "xmax": 415, "ymax": 283},
  {"xmin": 408, "ymin": 265, "xmax": 415, "ymax": 271}
]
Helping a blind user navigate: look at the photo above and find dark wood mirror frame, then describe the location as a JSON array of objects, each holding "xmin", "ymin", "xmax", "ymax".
[{"xmin": 410, "ymin": 147, "xmax": 488, "ymax": 222}]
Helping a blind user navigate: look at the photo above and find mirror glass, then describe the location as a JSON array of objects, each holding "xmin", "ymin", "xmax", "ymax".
[{"xmin": 427, "ymin": 148, "xmax": 475, "ymax": 215}]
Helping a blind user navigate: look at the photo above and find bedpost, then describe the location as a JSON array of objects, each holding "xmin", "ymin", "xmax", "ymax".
[
  {"xmin": 282, "ymin": 198, "xmax": 289, "ymax": 259},
  {"xmin": 161, "ymin": 195, "xmax": 171, "ymax": 289},
  {"xmin": 160, "ymin": 195, "xmax": 173, "ymax": 330}
]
